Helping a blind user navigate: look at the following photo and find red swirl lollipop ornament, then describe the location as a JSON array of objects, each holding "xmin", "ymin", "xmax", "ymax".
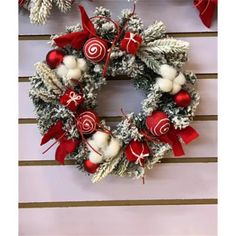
[
  {"xmin": 146, "ymin": 111, "xmax": 170, "ymax": 137},
  {"xmin": 76, "ymin": 110, "xmax": 100, "ymax": 135},
  {"xmin": 83, "ymin": 38, "xmax": 108, "ymax": 63}
]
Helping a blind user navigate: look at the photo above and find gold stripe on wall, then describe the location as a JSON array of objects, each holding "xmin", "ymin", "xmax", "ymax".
[
  {"xmin": 18, "ymin": 73, "xmax": 217, "ymax": 82},
  {"xmin": 18, "ymin": 157, "xmax": 217, "ymax": 166},
  {"xmin": 18, "ymin": 31, "xmax": 217, "ymax": 41},
  {"xmin": 18, "ymin": 115, "xmax": 218, "ymax": 125},
  {"xmin": 19, "ymin": 198, "xmax": 217, "ymax": 208}
]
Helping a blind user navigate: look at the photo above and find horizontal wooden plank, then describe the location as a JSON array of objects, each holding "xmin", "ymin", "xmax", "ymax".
[
  {"xmin": 19, "ymin": 205, "xmax": 217, "ymax": 235},
  {"xmin": 19, "ymin": 0, "xmax": 217, "ymax": 35},
  {"xmin": 19, "ymin": 121, "xmax": 217, "ymax": 160},
  {"xmin": 19, "ymin": 157, "xmax": 217, "ymax": 167},
  {"xmin": 19, "ymin": 79, "xmax": 217, "ymax": 118},
  {"xmin": 19, "ymin": 199, "xmax": 217, "ymax": 208},
  {"xmin": 19, "ymin": 163, "xmax": 217, "ymax": 202},
  {"xmin": 18, "ymin": 73, "xmax": 218, "ymax": 82},
  {"xmin": 19, "ymin": 37, "xmax": 217, "ymax": 76},
  {"xmin": 19, "ymin": 32, "xmax": 218, "ymax": 41}
]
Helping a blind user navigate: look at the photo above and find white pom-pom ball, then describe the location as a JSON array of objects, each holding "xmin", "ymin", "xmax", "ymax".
[
  {"xmin": 86, "ymin": 139, "xmax": 98, "ymax": 152},
  {"xmin": 158, "ymin": 78, "xmax": 173, "ymax": 92},
  {"xmin": 170, "ymin": 82, "xmax": 181, "ymax": 95},
  {"xmin": 63, "ymin": 56, "xmax": 77, "ymax": 69},
  {"xmin": 67, "ymin": 68, "xmax": 82, "ymax": 80},
  {"xmin": 174, "ymin": 72, "xmax": 186, "ymax": 85},
  {"xmin": 88, "ymin": 152, "xmax": 103, "ymax": 164},
  {"xmin": 92, "ymin": 131, "xmax": 109, "ymax": 149},
  {"xmin": 77, "ymin": 58, "xmax": 88, "ymax": 72},
  {"xmin": 159, "ymin": 64, "xmax": 177, "ymax": 80},
  {"xmin": 56, "ymin": 64, "xmax": 68, "ymax": 78},
  {"xmin": 103, "ymin": 137, "xmax": 122, "ymax": 159}
]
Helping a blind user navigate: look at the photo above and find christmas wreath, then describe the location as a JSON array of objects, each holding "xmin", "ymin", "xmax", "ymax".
[{"xmin": 29, "ymin": 2, "xmax": 200, "ymax": 183}]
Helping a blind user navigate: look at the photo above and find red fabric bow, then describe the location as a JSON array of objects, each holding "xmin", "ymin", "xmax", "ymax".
[
  {"xmin": 194, "ymin": 0, "xmax": 217, "ymax": 28},
  {"xmin": 41, "ymin": 120, "xmax": 80, "ymax": 164},
  {"xmin": 158, "ymin": 125, "xmax": 199, "ymax": 156},
  {"xmin": 54, "ymin": 5, "xmax": 97, "ymax": 50}
]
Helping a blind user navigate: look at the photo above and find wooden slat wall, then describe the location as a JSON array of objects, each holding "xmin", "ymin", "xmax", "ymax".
[{"xmin": 19, "ymin": 0, "xmax": 217, "ymax": 235}]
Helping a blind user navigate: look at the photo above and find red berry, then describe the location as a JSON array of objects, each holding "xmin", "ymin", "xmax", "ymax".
[
  {"xmin": 84, "ymin": 159, "xmax": 100, "ymax": 174},
  {"xmin": 174, "ymin": 90, "xmax": 191, "ymax": 108},
  {"xmin": 46, "ymin": 49, "xmax": 65, "ymax": 69}
]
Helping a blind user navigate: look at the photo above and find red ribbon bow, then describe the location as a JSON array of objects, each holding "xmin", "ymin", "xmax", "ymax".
[
  {"xmin": 142, "ymin": 125, "xmax": 199, "ymax": 157},
  {"xmin": 158, "ymin": 125, "xmax": 199, "ymax": 156},
  {"xmin": 194, "ymin": 0, "xmax": 217, "ymax": 28},
  {"xmin": 54, "ymin": 6, "xmax": 97, "ymax": 50},
  {"xmin": 41, "ymin": 120, "xmax": 80, "ymax": 164}
]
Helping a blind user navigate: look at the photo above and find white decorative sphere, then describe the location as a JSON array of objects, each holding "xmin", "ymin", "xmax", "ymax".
[
  {"xmin": 56, "ymin": 64, "xmax": 68, "ymax": 78},
  {"xmin": 158, "ymin": 78, "xmax": 173, "ymax": 92},
  {"xmin": 92, "ymin": 131, "xmax": 109, "ymax": 149},
  {"xmin": 159, "ymin": 64, "xmax": 177, "ymax": 80},
  {"xmin": 63, "ymin": 55, "xmax": 77, "ymax": 69},
  {"xmin": 174, "ymin": 72, "xmax": 186, "ymax": 85},
  {"xmin": 170, "ymin": 82, "xmax": 182, "ymax": 95},
  {"xmin": 66, "ymin": 68, "xmax": 82, "ymax": 80},
  {"xmin": 77, "ymin": 58, "xmax": 88, "ymax": 72},
  {"xmin": 88, "ymin": 152, "xmax": 103, "ymax": 164},
  {"xmin": 103, "ymin": 137, "xmax": 122, "ymax": 159}
]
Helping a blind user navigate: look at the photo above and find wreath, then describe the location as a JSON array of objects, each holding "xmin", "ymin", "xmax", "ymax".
[{"xmin": 29, "ymin": 2, "xmax": 200, "ymax": 183}]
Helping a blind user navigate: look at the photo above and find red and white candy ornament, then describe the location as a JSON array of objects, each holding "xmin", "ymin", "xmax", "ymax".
[
  {"xmin": 76, "ymin": 110, "xmax": 100, "ymax": 135},
  {"xmin": 83, "ymin": 37, "xmax": 108, "ymax": 63},
  {"xmin": 145, "ymin": 111, "xmax": 170, "ymax": 137},
  {"xmin": 125, "ymin": 140, "xmax": 150, "ymax": 165}
]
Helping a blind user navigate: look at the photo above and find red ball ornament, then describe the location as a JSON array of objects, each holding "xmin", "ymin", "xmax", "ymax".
[
  {"xmin": 59, "ymin": 89, "xmax": 84, "ymax": 112},
  {"xmin": 46, "ymin": 49, "xmax": 65, "ymax": 69},
  {"xmin": 173, "ymin": 90, "xmax": 191, "ymax": 108},
  {"xmin": 84, "ymin": 159, "xmax": 100, "ymax": 174},
  {"xmin": 146, "ymin": 111, "xmax": 170, "ymax": 137},
  {"xmin": 83, "ymin": 37, "xmax": 108, "ymax": 63},
  {"xmin": 120, "ymin": 32, "xmax": 142, "ymax": 55},
  {"xmin": 76, "ymin": 111, "xmax": 100, "ymax": 135},
  {"xmin": 125, "ymin": 140, "xmax": 150, "ymax": 165}
]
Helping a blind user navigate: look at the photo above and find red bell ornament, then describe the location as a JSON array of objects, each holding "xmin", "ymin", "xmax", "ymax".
[
  {"xmin": 76, "ymin": 111, "xmax": 100, "ymax": 135},
  {"xmin": 120, "ymin": 32, "xmax": 142, "ymax": 55},
  {"xmin": 83, "ymin": 37, "xmax": 108, "ymax": 63},
  {"xmin": 59, "ymin": 89, "xmax": 84, "ymax": 112},
  {"xmin": 84, "ymin": 159, "xmax": 100, "ymax": 174},
  {"xmin": 146, "ymin": 111, "xmax": 170, "ymax": 137},
  {"xmin": 173, "ymin": 90, "xmax": 191, "ymax": 108},
  {"xmin": 125, "ymin": 140, "xmax": 150, "ymax": 165},
  {"xmin": 46, "ymin": 49, "xmax": 65, "ymax": 69}
]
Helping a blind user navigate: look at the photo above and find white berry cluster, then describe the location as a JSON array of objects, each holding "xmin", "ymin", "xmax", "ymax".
[
  {"xmin": 156, "ymin": 64, "xmax": 186, "ymax": 95},
  {"xmin": 56, "ymin": 55, "xmax": 88, "ymax": 87},
  {"xmin": 87, "ymin": 131, "xmax": 122, "ymax": 164}
]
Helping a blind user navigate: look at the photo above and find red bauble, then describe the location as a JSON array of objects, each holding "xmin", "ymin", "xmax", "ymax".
[
  {"xmin": 84, "ymin": 159, "xmax": 100, "ymax": 174},
  {"xmin": 125, "ymin": 140, "xmax": 150, "ymax": 165},
  {"xmin": 46, "ymin": 49, "xmax": 65, "ymax": 69},
  {"xmin": 76, "ymin": 111, "xmax": 100, "ymax": 135},
  {"xmin": 60, "ymin": 89, "xmax": 84, "ymax": 112},
  {"xmin": 173, "ymin": 90, "xmax": 191, "ymax": 108},
  {"xmin": 83, "ymin": 37, "xmax": 108, "ymax": 63},
  {"xmin": 120, "ymin": 32, "xmax": 142, "ymax": 55},
  {"xmin": 146, "ymin": 111, "xmax": 170, "ymax": 136}
]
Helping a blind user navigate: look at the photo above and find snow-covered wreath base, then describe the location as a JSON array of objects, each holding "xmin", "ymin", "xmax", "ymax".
[{"xmin": 30, "ymin": 2, "xmax": 200, "ymax": 183}]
